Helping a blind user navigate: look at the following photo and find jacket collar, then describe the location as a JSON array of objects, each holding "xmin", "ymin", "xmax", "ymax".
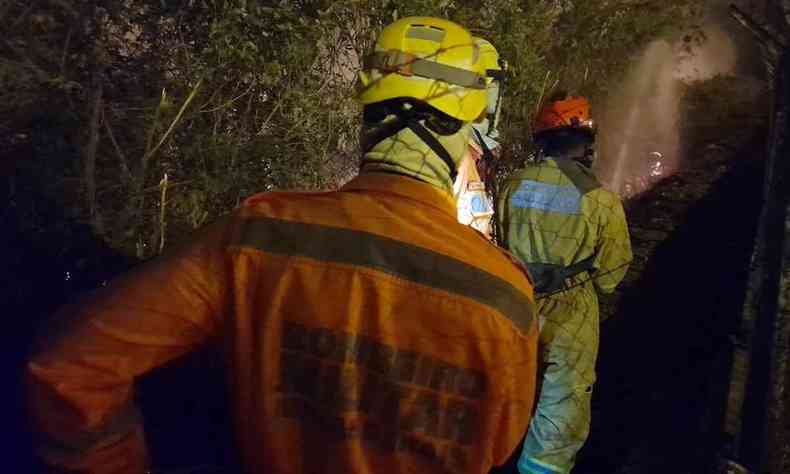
[{"xmin": 341, "ymin": 172, "xmax": 456, "ymax": 218}]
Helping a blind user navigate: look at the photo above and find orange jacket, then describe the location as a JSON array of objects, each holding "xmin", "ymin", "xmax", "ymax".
[{"xmin": 27, "ymin": 173, "xmax": 538, "ymax": 474}]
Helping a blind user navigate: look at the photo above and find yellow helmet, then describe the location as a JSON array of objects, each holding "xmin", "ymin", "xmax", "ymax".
[
  {"xmin": 357, "ymin": 17, "xmax": 488, "ymax": 122},
  {"xmin": 476, "ymin": 37, "xmax": 504, "ymax": 84},
  {"xmin": 473, "ymin": 37, "xmax": 506, "ymax": 136}
]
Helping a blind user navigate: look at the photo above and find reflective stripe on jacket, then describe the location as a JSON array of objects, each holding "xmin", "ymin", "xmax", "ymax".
[
  {"xmin": 454, "ymin": 151, "xmax": 494, "ymax": 238},
  {"xmin": 27, "ymin": 173, "xmax": 538, "ymax": 474}
]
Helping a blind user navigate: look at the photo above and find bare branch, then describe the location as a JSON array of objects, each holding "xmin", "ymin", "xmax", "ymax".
[
  {"xmin": 535, "ymin": 70, "xmax": 552, "ymax": 114},
  {"xmin": 60, "ymin": 27, "xmax": 72, "ymax": 74},
  {"xmin": 82, "ymin": 75, "xmax": 105, "ymax": 236},
  {"xmin": 143, "ymin": 79, "xmax": 203, "ymax": 163},
  {"xmin": 200, "ymin": 81, "xmax": 255, "ymax": 113},
  {"xmin": 730, "ymin": 3, "xmax": 786, "ymax": 76},
  {"xmin": 730, "ymin": 4, "xmax": 785, "ymax": 55},
  {"xmin": 158, "ymin": 173, "xmax": 169, "ymax": 254},
  {"xmin": 102, "ymin": 107, "xmax": 134, "ymax": 184},
  {"xmin": 258, "ymin": 96, "xmax": 284, "ymax": 135}
]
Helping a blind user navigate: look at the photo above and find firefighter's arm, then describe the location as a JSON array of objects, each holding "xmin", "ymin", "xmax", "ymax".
[
  {"xmin": 26, "ymin": 219, "xmax": 232, "ymax": 474},
  {"xmin": 592, "ymin": 194, "xmax": 633, "ymax": 294}
]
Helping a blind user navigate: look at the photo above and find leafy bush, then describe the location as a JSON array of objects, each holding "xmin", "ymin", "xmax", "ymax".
[
  {"xmin": 2, "ymin": 0, "xmax": 699, "ymax": 259},
  {"xmin": 680, "ymin": 74, "xmax": 769, "ymax": 158}
]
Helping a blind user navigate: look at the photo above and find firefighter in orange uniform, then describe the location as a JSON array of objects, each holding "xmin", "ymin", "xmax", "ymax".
[{"xmin": 26, "ymin": 17, "xmax": 538, "ymax": 474}]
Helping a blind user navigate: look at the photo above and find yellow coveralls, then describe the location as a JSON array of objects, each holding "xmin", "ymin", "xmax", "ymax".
[
  {"xmin": 497, "ymin": 157, "xmax": 632, "ymax": 474},
  {"xmin": 27, "ymin": 173, "xmax": 539, "ymax": 474}
]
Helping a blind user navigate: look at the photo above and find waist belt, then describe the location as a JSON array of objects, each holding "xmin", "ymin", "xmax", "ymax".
[{"xmin": 526, "ymin": 254, "xmax": 596, "ymax": 294}]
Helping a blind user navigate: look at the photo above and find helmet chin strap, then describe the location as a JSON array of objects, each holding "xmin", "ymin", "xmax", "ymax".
[
  {"xmin": 577, "ymin": 146, "xmax": 595, "ymax": 168},
  {"xmin": 472, "ymin": 127, "xmax": 496, "ymax": 167}
]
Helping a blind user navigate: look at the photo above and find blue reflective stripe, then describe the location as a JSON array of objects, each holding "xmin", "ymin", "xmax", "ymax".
[
  {"xmin": 470, "ymin": 194, "xmax": 491, "ymax": 213},
  {"xmin": 518, "ymin": 456, "xmax": 563, "ymax": 474},
  {"xmin": 511, "ymin": 180, "xmax": 581, "ymax": 214}
]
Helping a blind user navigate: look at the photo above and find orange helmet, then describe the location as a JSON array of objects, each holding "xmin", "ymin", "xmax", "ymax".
[{"xmin": 533, "ymin": 94, "xmax": 596, "ymax": 138}]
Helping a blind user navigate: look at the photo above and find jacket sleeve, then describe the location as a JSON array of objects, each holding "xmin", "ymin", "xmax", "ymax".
[
  {"xmin": 26, "ymin": 219, "xmax": 233, "ymax": 474},
  {"xmin": 592, "ymin": 192, "xmax": 633, "ymax": 294}
]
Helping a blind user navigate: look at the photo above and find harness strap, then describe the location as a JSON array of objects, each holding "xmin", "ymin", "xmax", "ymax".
[
  {"xmin": 362, "ymin": 117, "xmax": 409, "ymax": 154},
  {"xmin": 526, "ymin": 254, "xmax": 597, "ymax": 294},
  {"xmin": 553, "ymin": 157, "xmax": 601, "ymax": 195},
  {"xmin": 406, "ymin": 120, "xmax": 458, "ymax": 181},
  {"xmin": 472, "ymin": 127, "xmax": 495, "ymax": 166}
]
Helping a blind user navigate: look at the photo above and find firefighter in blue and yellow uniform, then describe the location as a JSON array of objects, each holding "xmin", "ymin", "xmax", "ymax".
[
  {"xmin": 498, "ymin": 93, "xmax": 632, "ymax": 474},
  {"xmin": 26, "ymin": 17, "xmax": 539, "ymax": 474}
]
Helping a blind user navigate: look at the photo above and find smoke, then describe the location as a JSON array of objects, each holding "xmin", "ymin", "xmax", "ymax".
[
  {"xmin": 595, "ymin": 23, "xmax": 739, "ymax": 197},
  {"xmin": 674, "ymin": 26, "xmax": 738, "ymax": 82}
]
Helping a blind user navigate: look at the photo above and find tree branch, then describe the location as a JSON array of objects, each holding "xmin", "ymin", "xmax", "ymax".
[
  {"xmin": 102, "ymin": 107, "xmax": 133, "ymax": 184},
  {"xmin": 82, "ymin": 73, "xmax": 105, "ymax": 236},
  {"xmin": 730, "ymin": 3, "xmax": 785, "ymax": 60},
  {"xmin": 199, "ymin": 81, "xmax": 255, "ymax": 113},
  {"xmin": 60, "ymin": 27, "xmax": 72, "ymax": 74},
  {"xmin": 143, "ymin": 79, "xmax": 203, "ymax": 164}
]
